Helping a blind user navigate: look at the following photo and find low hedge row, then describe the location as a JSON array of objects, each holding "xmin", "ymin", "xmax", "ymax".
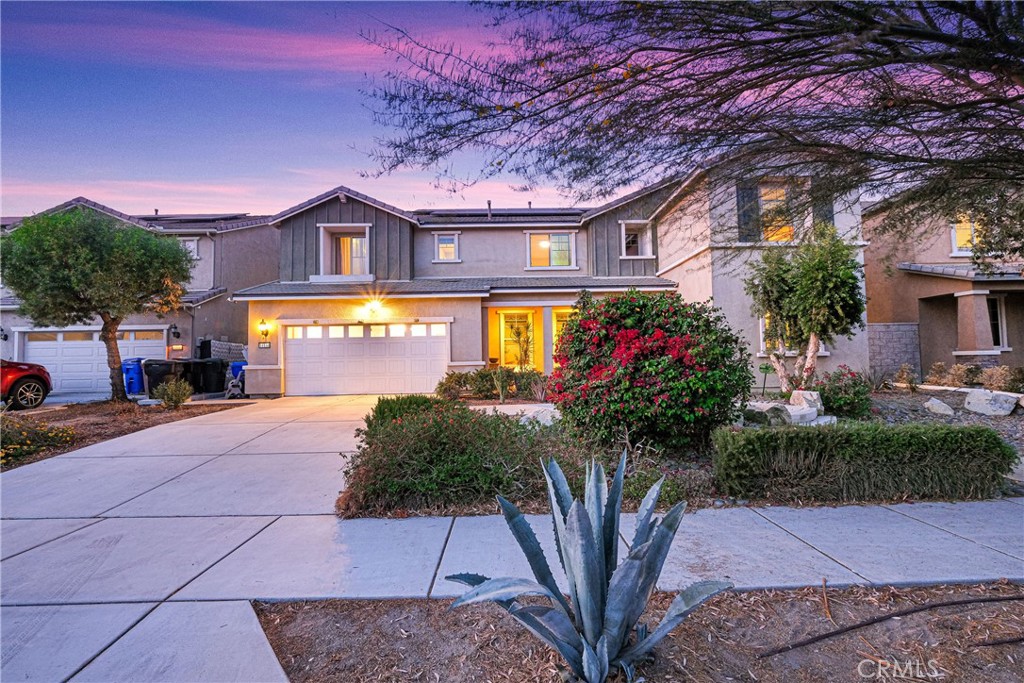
[{"xmin": 712, "ymin": 423, "xmax": 1016, "ymax": 502}]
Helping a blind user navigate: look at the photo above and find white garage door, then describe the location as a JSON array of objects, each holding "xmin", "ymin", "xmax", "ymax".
[
  {"xmin": 24, "ymin": 329, "xmax": 168, "ymax": 393},
  {"xmin": 284, "ymin": 322, "xmax": 449, "ymax": 395}
]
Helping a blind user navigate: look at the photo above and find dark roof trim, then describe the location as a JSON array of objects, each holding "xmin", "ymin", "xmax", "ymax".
[
  {"xmin": 581, "ymin": 175, "xmax": 688, "ymax": 221},
  {"xmin": 6, "ymin": 197, "xmax": 156, "ymax": 231},
  {"xmin": 897, "ymin": 262, "xmax": 1024, "ymax": 282},
  {"xmin": 270, "ymin": 185, "xmax": 418, "ymax": 225}
]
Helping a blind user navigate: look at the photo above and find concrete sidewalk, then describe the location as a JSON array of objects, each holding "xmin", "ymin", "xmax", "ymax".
[{"xmin": 2, "ymin": 396, "xmax": 1022, "ymax": 682}]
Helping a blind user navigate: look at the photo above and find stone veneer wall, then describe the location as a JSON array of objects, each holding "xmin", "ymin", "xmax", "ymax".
[{"xmin": 868, "ymin": 323, "xmax": 921, "ymax": 378}]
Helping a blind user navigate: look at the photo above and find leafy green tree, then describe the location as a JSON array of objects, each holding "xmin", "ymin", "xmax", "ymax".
[
  {"xmin": 1, "ymin": 208, "xmax": 193, "ymax": 401},
  {"xmin": 744, "ymin": 224, "xmax": 866, "ymax": 391}
]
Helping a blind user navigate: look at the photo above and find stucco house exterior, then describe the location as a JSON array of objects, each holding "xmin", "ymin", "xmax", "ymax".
[
  {"xmin": 0, "ymin": 198, "xmax": 278, "ymax": 393},
  {"xmin": 863, "ymin": 206, "xmax": 1023, "ymax": 377},
  {"xmin": 235, "ymin": 178, "xmax": 868, "ymax": 396}
]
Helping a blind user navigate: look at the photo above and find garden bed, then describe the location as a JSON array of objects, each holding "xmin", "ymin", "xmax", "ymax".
[
  {"xmin": 257, "ymin": 582, "xmax": 1024, "ymax": 683},
  {"xmin": 0, "ymin": 401, "xmax": 243, "ymax": 470}
]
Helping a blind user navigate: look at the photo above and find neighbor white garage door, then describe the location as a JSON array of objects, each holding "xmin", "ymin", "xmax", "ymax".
[
  {"xmin": 23, "ymin": 329, "xmax": 168, "ymax": 393},
  {"xmin": 284, "ymin": 322, "xmax": 449, "ymax": 395}
]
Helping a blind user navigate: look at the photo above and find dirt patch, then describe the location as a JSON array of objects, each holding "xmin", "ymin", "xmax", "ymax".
[
  {"xmin": 1, "ymin": 400, "xmax": 246, "ymax": 470},
  {"xmin": 257, "ymin": 582, "xmax": 1024, "ymax": 682}
]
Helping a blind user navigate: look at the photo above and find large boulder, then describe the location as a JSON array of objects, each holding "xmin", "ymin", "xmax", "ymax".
[
  {"xmin": 963, "ymin": 389, "xmax": 1018, "ymax": 417},
  {"xmin": 790, "ymin": 390, "xmax": 824, "ymax": 416},
  {"xmin": 786, "ymin": 404, "xmax": 818, "ymax": 424},
  {"xmin": 923, "ymin": 397, "xmax": 955, "ymax": 417}
]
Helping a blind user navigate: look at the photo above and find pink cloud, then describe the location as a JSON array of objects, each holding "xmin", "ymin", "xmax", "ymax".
[{"xmin": 3, "ymin": 5, "xmax": 495, "ymax": 76}]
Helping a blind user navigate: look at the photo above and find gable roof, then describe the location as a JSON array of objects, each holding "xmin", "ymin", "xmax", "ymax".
[
  {"xmin": 581, "ymin": 175, "xmax": 689, "ymax": 222},
  {"xmin": 270, "ymin": 185, "xmax": 419, "ymax": 225},
  {"xmin": 6, "ymin": 197, "xmax": 156, "ymax": 231}
]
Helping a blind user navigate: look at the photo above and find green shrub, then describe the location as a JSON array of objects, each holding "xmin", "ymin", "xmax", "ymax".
[
  {"xmin": 363, "ymin": 395, "xmax": 449, "ymax": 439},
  {"xmin": 712, "ymin": 423, "xmax": 1016, "ymax": 502},
  {"xmin": 153, "ymin": 378, "xmax": 193, "ymax": 409},
  {"xmin": 435, "ymin": 371, "xmax": 469, "ymax": 400},
  {"xmin": 812, "ymin": 365, "xmax": 873, "ymax": 418},
  {"xmin": 513, "ymin": 369, "xmax": 547, "ymax": 401},
  {"xmin": 0, "ymin": 412, "xmax": 75, "ymax": 465},
  {"xmin": 341, "ymin": 402, "xmax": 548, "ymax": 514},
  {"xmin": 549, "ymin": 290, "xmax": 752, "ymax": 448}
]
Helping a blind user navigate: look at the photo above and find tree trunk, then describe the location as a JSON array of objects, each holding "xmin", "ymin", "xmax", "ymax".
[
  {"xmin": 100, "ymin": 314, "xmax": 128, "ymax": 402},
  {"xmin": 769, "ymin": 346, "xmax": 792, "ymax": 393},
  {"xmin": 801, "ymin": 332, "xmax": 822, "ymax": 386}
]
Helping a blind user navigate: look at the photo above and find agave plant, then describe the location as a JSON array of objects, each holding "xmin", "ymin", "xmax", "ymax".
[{"xmin": 446, "ymin": 453, "xmax": 732, "ymax": 682}]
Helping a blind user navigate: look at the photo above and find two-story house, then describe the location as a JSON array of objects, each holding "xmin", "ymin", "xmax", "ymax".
[
  {"xmin": 863, "ymin": 206, "xmax": 1023, "ymax": 377},
  {"xmin": 235, "ymin": 179, "xmax": 868, "ymax": 396},
  {"xmin": 1, "ymin": 197, "xmax": 279, "ymax": 393}
]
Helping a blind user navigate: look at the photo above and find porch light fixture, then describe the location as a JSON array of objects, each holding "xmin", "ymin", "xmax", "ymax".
[
  {"xmin": 257, "ymin": 319, "xmax": 270, "ymax": 340},
  {"xmin": 169, "ymin": 323, "xmax": 181, "ymax": 339},
  {"xmin": 365, "ymin": 299, "xmax": 384, "ymax": 317}
]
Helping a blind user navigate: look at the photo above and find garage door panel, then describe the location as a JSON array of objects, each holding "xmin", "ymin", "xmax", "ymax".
[
  {"xmin": 24, "ymin": 330, "xmax": 166, "ymax": 393},
  {"xmin": 284, "ymin": 323, "xmax": 450, "ymax": 396}
]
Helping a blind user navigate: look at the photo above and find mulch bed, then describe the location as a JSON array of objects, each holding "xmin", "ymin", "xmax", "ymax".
[
  {"xmin": 257, "ymin": 582, "xmax": 1024, "ymax": 682},
  {"xmin": 0, "ymin": 400, "xmax": 243, "ymax": 470}
]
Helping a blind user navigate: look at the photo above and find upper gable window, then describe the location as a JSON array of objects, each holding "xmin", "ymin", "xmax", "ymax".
[
  {"xmin": 315, "ymin": 224, "xmax": 373, "ymax": 282},
  {"xmin": 620, "ymin": 221, "xmax": 654, "ymax": 258},
  {"xmin": 432, "ymin": 231, "xmax": 461, "ymax": 263},
  {"xmin": 951, "ymin": 216, "xmax": 978, "ymax": 255},
  {"xmin": 759, "ymin": 183, "xmax": 795, "ymax": 242},
  {"xmin": 527, "ymin": 231, "xmax": 577, "ymax": 269}
]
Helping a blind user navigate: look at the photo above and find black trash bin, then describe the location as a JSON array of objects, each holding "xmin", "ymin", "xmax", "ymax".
[
  {"xmin": 176, "ymin": 359, "xmax": 200, "ymax": 393},
  {"xmin": 143, "ymin": 359, "xmax": 184, "ymax": 397},
  {"xmin": 196, "ymin": 358, "xmax": 228, "ymax": 393}
]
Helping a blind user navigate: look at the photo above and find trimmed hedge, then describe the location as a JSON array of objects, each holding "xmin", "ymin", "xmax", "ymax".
[
  {"xmin": 361, "ymin": 395, "xmax": 449, "ymax": 440},
  {"xmin": 712, "ymin": 423, "xmax": 1016, "ymax": 502}
]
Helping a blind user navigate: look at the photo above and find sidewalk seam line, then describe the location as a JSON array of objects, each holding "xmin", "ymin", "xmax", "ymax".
[
  {"xmin": 61, "ymin": 602, "xmax": 162, "ymax": 682},
  {"xmin": 0, "ymin": 518, "xmax": 105, "ymax": 563},
  {"xmin": 748, "ymin": 508, "xmax": 873, "ymax": 584},
  {"xmin": 92, "ymin": 455, "xmax": 225, "ymax": 517},
  {"xmin": 881, "ymin": 504, "xmax": 1024, "ymax": 562},
  {"xmin": 428, "ymin": 517, "xmax": 457, "ymax": 598}
]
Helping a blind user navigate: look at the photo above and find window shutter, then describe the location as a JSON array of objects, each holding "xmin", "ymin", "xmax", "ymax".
[
  {"xmin": 811, "ymin": 178, "xmax": 835, "ymax": 226},
  {"xmin": 736, "ymin": 181, "xmax": 760, "ymax": 242}
]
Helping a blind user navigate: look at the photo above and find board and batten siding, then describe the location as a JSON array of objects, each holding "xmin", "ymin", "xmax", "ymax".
[
  {"xmin": 278, "ymin": 195, "xmax": 413, "ymax": 281},
  {"xmin": 586, "ymin": 184, "xmax": 677, "ymax": 277}
]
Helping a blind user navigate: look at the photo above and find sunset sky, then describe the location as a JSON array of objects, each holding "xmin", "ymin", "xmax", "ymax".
[{"xmin": 1, "ymin": 1, "xmax": 576, "ymax": 217}]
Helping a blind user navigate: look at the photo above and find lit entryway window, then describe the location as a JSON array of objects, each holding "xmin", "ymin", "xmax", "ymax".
[{"xmin": 430, "ymin": 324, "xmax": 447, "ymax": 337}]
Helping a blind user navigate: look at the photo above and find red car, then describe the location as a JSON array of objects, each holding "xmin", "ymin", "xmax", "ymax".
[{"xmin": 1, "ymin": 359, "xmax": 52, "ymax": 410}]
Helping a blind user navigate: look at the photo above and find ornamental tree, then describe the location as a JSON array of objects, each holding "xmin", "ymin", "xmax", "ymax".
[
  {"xmin": 1, "ymin": 208, "xmax": 193, "ymax": 401},
  {"xmin": 548, "ymin": 290, "xmax": 752, "ymax": 449},
  {"xmin": 743, "ymin": 224, "xmax": 866, "ymax": 392}
]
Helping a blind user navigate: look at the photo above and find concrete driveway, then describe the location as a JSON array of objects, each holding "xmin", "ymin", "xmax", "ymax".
[{"xmin": 1, "ymin": 395, "xmax": 373, "ymax": 682}]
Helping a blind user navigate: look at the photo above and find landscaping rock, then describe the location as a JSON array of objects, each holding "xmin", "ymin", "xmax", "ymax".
[
  {"xmin": 790, "ymin": 390, "xmax": 824, "ymax": 416},
  {"xmin": 810, "ymin": 416, "xmax": 837, "ymax": 426},
  {"xmin": 923, "ymin": 397, "xmax": 955, "ymax": 417},
  {"xmin": 743, "ymin": 402, "xmax": 792, "ymax": 426},
  {"xmin": 786, "ymin": 405, "xmax": 818, "ymax": 425},
  {"xmin": 520, "ymin": 407, "xmax": 559, "ymax": 426},
  {"xmin": 137, "ymin": 399, "xmax": 163, "ymax": 407},
  {"xmin": 963, "ymin": 389, "xmax": 1018, "ymax": 417}
]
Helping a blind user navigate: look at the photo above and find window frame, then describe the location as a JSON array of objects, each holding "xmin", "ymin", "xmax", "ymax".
[
  {"xmin": 178, "ymin": 237, "xmax": 200, "ymax": 260},
  {"xmin": 314, "ymin": 224, "xmax": 373, "ymax": 282},
  {"xmin": 619, "ymin": 221, "xmax": 655, "ymax": 259},
  {"xmin": 950, "ymin": 217, "xmax": 977, "ymax": 256},
  {"xmin": 987, "ymin": 295, "xmax": 1009, "ymax": 350},
  {"xmin": 499, "ymin": 311, "xmax": 535, "ymax": 367},
  {"xmin": 757, "ymin": 181, "xmax": 796, "ymax": 243},
  {"xmin": 524, "ymin": 230, "xmax": 579, "ymax": 271},
  {"xmin": 431, "ymin": 231, "xmax": 462, "ymax": 263}
]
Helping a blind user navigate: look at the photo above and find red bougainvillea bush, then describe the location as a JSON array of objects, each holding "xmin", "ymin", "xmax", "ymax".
[{"xmin": 548, "ymin": 290, "xmax": 752, "ymax": 448}]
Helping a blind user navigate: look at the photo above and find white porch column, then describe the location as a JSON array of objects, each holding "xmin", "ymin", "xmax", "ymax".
[{"xmin": 542, "ymin": 306, "xmax": 554, "ymax": 375}]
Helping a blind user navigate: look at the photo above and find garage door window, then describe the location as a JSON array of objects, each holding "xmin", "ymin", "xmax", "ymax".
[
  {"xmin": 134, "ymin": 330, "xmax": 164, "ymax": 341},
  {"xmin": 306, "ymin": 326, "xmax": 323, "ymax": 339},
  {"xmin": 430, "ymin": 324, "xmax": 447, "ymax": 337},
  {"xmin": 411, "ymin": 324, "xmax": 427, "ymax": 337},
  {"xmin": 348, "ymin": 325, "xmax": 364, "ymax": 338},
  {"xmin": 370, "ymin": 325, "xmax": 386, "ymax": 338},
  {"xmin": 328, "ymin": 326, "xmax": 345, "ymax": 338},
  {"xmin": 26, "ymin": 332, "xmax": 58, "ymax": 342},
  {"xmin": 63, "ymin": 332, "xmax": 95, "ymax": 342},
  {"xmin": 389, "ymin": 324, "xmax": 407, "ymax": 336},
  {"xmin": 287, "ymin": 327, "xmax": 303, "ymax": 339}
]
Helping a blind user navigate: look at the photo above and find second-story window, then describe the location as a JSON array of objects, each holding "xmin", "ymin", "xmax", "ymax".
[
  {"xmin": 335, "ymin": 235, "xmax": 368, "ymax": 275},
  {"xmin": 759, "ymin": 183, "xmax": 794, "ymax": 242},
  {"xmin": 433, "ymin": 232, "xmax": 461, "ymax": 262},
  {"xmin": 527, "ymin": 231, "xmax": 576, "ymax": 269},
  {"xmin": 178, "ymin": 237, "xmax": 200, "ymax": 259},
  {"xmin": 952, "ymin": 216, "xmax": 978, "ymax": 255},
  {"xmin": 620, "ymin": 221, "xmax": 653, "ymax": 258}
]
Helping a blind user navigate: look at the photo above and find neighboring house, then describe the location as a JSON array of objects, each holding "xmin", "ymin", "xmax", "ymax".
[
  {"xmin": 232, "ymin": 184, "xmax": 678, "ymax": 396},
  {"xmin": 863, "ymin": 207, "xmax": 1023, "ymax": 377},
  {"xmin": 234, "ymin": 178, "xmax": 868, "ymax": 397},
  {"xmin": 0, "ymin": 198, "xmax": 278, "ymax": 393},
  {"xmin": 650, "ymin": 172, "xmax": 870, "ymax": 388}
]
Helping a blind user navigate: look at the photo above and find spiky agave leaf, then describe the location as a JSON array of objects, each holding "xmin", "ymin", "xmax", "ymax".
[
  {"xmin": 582, "ymin": 635, "xmax": 610, "ymax": 683},
  {"xmin": 600, "ymin": 545, "xmax": 649, "ymax": 657},
  {"xmin": 496, "ymin": 496, "xmax": 574, "ymax": 618},
  {"xmin": 565, "ymin": 501, "xmax": 605, "ymax": 647},
  {"xmin": 544, "ymin": 460, "xmax": 584, "ymax": 627},
  {"xmin": 625, "ymin": 502, "xmax": 687, "ymax": 630},
  {"xmin": 603, "ymin": 450, "xmax": 627, "ymax": 580},
  {"xmin": 507, "ymin": 604, "xmax": 585, "ymax": 679},
  {"xmin": 616, "ymin": 580, "xmax": 733, "ymax": 666},
  {"xmin": 584, "ymin": 460, "xmax": 607, "ymax": 598},
  {"xmin": 630, "ymin": 476, "xmax": 665, "ymax": 551},
  {"xmin": 450, "ymin": 576, "xmax": 564, "ymax": 610}
]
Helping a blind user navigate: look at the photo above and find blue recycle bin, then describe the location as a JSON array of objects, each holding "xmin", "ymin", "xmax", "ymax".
[
  {"xmin": 121, "ymin": 357, "xmax": 146, "ymax": 395},
  {"xmin": 230, "ymin": 361, "xmax": 248, "ymax": 379}
]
